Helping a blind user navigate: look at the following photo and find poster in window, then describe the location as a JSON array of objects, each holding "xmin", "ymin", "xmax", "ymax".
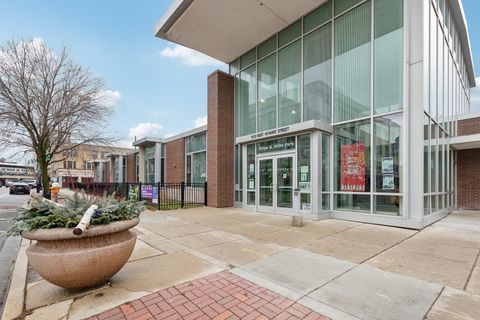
[
  {"xmin": 381, "ymin": 157, "xmax": 394, "ymax": 174},
  {"xmin": 382, "ymin": 174, "xmax": 394, "ymax": 190},
  {"xmin": 340, "ymin": 143, "xmax": 366, "ymax": 192}
]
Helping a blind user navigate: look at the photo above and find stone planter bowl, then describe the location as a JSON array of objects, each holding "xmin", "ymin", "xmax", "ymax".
[{"xmin": 22, "ymin": 218, "xmax": 139, "ymax": 289}]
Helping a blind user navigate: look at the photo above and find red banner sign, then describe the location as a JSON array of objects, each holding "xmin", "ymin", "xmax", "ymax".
[{"xmin": 340, "ymin": 143, "xmax": 366, "ymax": 192}]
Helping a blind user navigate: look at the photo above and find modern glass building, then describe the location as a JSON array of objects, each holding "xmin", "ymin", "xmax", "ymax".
[{"xmin": 155, "ymin": 0, "xmax": 476, "ymax": 228}]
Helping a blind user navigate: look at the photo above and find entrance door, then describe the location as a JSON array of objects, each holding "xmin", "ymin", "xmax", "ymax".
[{"xmin": 257, "ymin": 155, "xmax": 295, "ymax": 213}]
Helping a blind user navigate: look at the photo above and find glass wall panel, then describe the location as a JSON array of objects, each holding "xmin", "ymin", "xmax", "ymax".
[
  {"xmin": 186, "ymin": 133, "xmax": 206, "ymax": 153},
  {"xmin": 335, "ymin": 0, "xmax": 363, "ymax": 16},
  {"xmin": 374, "ymin": 0, "xmax": 403, "ymax": 114},
  {"xmin": 239, "ymin": 66, "xmax": 257, "ymax": 135},
  {"xmin": 335, "ymin": 194, "xmax": 370, "ymax": 212},
  {"xmin": 258, "ymin": 35, "xmax": 276, "ymax": 59},
  {"xmin": 375, "ymin": 195, "xmax": 400, "ymax": 216},
  {"xmin": 322, "ymin": 133, "xmax": 330, "ymax": 192},
  {"xmin": 304, "ymin": 23, "xmax": 332, "ymax": 123},
  {"xmin": 429, "ymin": 9, "xmax": 437, "ymax": 115},
  {"xmin": 191, "ymin": 152, "xmax": 206, "ymax": 183},
  {"xmin": 279, "ymin": 20, "xmax": 301, "ymax": 47},
  {"xmin": 374, "ymin": 114, "xmax": 402, "ymax": 193},
  {"xmin": 334, "ymin": 120, "xmax": 371, "ymax": 192},
  {"xmin": 430, "ymin": 123, "xmax": 437, "ymax": 194},
  {"xmin": 278, "ymin": 40, "xmax": 301, "ymax": 126},
  {"xmin": 246, "ymin": 144, "xmax": 256, "ymax": 205},
  {"xmin": 334, "ymin": 2, "xmax": 371, "ymax": 123},
  {"xmin": 297, "ymin": 134, "xmax": 311, "ymax": 210},
  {"xmin": 437, "ymin": 23, "xmax": 443, "ymax": 123},
  {"xmin": 304, "ymin": 1, "xmax": 332, "ymax": 33},
  {"xmin": 258, "ymin": 54, "xmax": 277, "ymax": 131},
  {"xmin": 240, "ymin": 48, "xmax": 256, "ymax": 69},
  {"xmin": 424, "ymin": 115, "xmax": 430, "ymax": 194}
]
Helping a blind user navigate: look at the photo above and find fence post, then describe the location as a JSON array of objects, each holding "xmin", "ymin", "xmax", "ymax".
[
  {"xmin": 138, "ymin": 182, "xmax": 142, "ymax": 202},
  {"xmin": 157, "ymin": 182, "xmax": 161, "ymax": 210},
  {"xmin": 204, "ymin": 182, "xmax": 208, "ymax": 206},
  {"xmin": 181, "ymin": 182, "xmax": 185, "ymax": 208},
  {"xmin": 126, "ymin": 182, "xmax": 129, "ymax": 200}
]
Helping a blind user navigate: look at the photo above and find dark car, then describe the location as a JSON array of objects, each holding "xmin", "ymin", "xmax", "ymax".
[{"xmin": 9, "ymin": 182, "xmax": 31, "ymax": 195}]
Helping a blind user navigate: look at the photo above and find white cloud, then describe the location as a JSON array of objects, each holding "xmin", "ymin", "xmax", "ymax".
[
  {"xmin": 97, "ymin": 89, "xmax": 122, "ymax": 108},
  {"xmin": 471, "ymin": 77, "xmax": 480, "ymax": 113},
  {"xmin": 128, "ymin": 122, "xmax": 166, "ymax": 141},
  {"xmin": 193, "ymin": 115, "xmax": 207, "ymax": 128},
  {"xmin": 160, "ymin": 44, "xmax": 224, "ymax": 67}
]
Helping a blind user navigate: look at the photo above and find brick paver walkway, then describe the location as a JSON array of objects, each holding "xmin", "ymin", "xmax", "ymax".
[{"xmin": 86, "ymin": 271, "xmax": 328, "ymax": 320}]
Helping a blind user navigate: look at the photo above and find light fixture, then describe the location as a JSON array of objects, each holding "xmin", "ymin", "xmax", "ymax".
[{"xmin": 291, "ymin": 110, "xmax": 296, "ymax": 114}]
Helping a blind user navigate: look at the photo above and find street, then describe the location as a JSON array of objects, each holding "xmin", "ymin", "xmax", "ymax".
[{"xmin": 0, "ymin": 186, "xmax": 29, "ymax": 318}]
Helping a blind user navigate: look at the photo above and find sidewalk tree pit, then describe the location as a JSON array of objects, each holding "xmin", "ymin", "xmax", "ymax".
[{"xmin": 8, "ymin": 192, "xmax": 143, "ymax": 289}]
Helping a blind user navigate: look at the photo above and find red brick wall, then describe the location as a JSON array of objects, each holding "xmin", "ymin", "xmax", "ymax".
[
  {"xmin": 207, "ymin": 71, "xmax": 234, "ymax": 208},
  {"xmin": 458, "ymin": 117, "xmax": 480, "ymax": 136},
  {"xmin": 457, "ymin": 149, "xmax": 480, "ymax": 210},
  {"xmin": 126, "ymin": 153, "xmax": 137, "ymax": 183},
  {"xmin": 165, "ymin": 138, "xmax": 185, "ymax": 183}
]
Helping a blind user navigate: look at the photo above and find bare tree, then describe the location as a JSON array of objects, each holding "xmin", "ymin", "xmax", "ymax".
[{"xmin": 0, "ymin": 38, "xmax": 114, "ymax": 197}]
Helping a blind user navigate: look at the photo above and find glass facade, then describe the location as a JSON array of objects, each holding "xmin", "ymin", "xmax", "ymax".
[
  {"xmin": 423, "ymin": 0, "xmax": 469, "ymax": 215},
  {"xmin": 144, "ymin": 145, "xmax": 155, "ymax": 183},
  {"xmin": 228, "ymin": 0, "xmax": 472, "ymax": 220}
]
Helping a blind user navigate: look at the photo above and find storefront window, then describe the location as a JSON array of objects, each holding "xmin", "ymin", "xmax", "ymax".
[
  {"xmin": 297, "ymin": 134, "xmax": 311, "ymax": 210},
  {"xmin": 304, "ymin": 23, "xmax": 332, "ymax": 124},
  {"xmin": 375, "ymin": 195, "xmax": 400, "ymax": 216},
  {"xmin": 246, "ymin": 144, "xmax": 256, "ymax": 205},
  {"xmin": 278, "ymin": 40, "xmax": 301, "ymax": 127},
  {"xmin": 235, "ymin": 145, "xmax": 243, "ymax": 203},
  {"xmin": 258, "ymin": 54, "xmax": 277, "ymax": 131},
  {"xmin": 374, "ymin": 0, "xmax": 403, "ymax": 114},
  {"xmin": 335, "ymin": 194, "xmax": 370, "ymax": 212},
  {"xmin": 334, "ymin": 1, "xmax": 371, "ymax": 123},
  {"xmin": 424, "ymin": 115, "xmax": 430, "ymax": 194},
  {"xmin": 334, "ymin": 120, "xmax": 371, "ymax": 192},
  {"xmin": 374, "ymin": 114, "xmax": 402, "ymax": 193}
]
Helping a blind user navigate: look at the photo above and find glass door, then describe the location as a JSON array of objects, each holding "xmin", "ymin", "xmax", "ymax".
[
  {"xmin": 276, "ymin": 156, "xmax": 294, "ymax": 211},
  {"xmin": 258, "ymin": 158, "xmax": 274, "ymax": 213},
  {"xmin": 257, "ymin": 155, "xmax": 295, "ymax": 213}
]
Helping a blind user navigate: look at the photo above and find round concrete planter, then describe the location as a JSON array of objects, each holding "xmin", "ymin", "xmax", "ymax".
[{"xmin": 22, "ymin": 218, "xmax": 139, "ymax": 289}]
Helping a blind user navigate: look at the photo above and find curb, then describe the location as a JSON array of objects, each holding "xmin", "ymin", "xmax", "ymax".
[{"xmin": 1, "ymin": 238, "xmax": 28, "ymax": 320}]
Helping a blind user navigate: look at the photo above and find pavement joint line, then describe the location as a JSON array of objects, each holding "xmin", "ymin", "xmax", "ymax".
[
  {"xmin": 184, "ymin": 248, "xmax": 232, "ymax": 270},
  {"xmin": 464, "ymin": 249, "xmax": 480, "ymax": 291},
  {"xmin": 423, "ymin": 286, "xmax": 445, "ymax": 319}
]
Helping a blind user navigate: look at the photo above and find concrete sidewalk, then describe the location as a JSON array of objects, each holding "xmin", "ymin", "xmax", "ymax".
[{"xmin": 3, "ymin": 207, "xmax": 480, "ymax": 319}]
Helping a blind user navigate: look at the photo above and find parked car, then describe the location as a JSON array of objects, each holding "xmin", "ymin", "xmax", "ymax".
[
  {"xmin": 21, "ymin": 179, "xmax": 37, "ymax": 188},
  {"xmin": 6, "ymin": 180, "xmax": 18, "ymax": 188},
  {"xmin": 9, "ymin": 182, "xmax": 31, "ymax": 195}
]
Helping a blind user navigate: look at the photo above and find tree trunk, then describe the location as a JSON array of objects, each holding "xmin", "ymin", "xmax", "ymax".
[{"xmin": 39, "ymin": 158, "xmax": 50, "ymax": 198}]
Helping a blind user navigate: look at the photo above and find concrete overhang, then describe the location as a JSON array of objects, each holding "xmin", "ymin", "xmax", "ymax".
[
  {"xmin": 132, "ymin": 137, "xmax": 164, "ymax": 147},
  {"xmin": 155, "ymin": 0, "xmax": 476, "ymax": 87},
  {"xmin": 450, "ymin": 134, "xmax": 480, "ymax": 150},
  {"xmin": 155, "ymin": 0, "xmax": 328, "ymax": 63}
]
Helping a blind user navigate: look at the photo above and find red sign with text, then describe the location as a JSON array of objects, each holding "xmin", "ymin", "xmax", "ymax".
[{"xmin": 340, "ymin": 143, "xmax": 366, "ymax": 192}]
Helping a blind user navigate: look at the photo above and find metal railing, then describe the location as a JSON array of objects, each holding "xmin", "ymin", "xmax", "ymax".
[{"xmin": 68, "ymin": 181, "xmax": 207, "ymax": 210}]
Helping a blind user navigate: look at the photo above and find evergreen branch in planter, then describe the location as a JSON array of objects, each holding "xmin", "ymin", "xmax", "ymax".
[{"xmin": 7, "ymin": 192, "xmax": 144, "ymax": 236}]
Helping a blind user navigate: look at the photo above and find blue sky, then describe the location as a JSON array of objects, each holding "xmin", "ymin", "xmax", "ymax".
[{"xmin": 0, "ymin": 0, "xmax": 479, "ymax": 147}]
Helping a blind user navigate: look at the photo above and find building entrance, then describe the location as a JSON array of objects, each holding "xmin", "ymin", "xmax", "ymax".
[{"xmin": 257, "ymin": 154, "xmax": 296, "ymax": 214}]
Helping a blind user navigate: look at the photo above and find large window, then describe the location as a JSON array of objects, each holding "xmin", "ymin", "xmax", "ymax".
[
  {"xmin": 246, "ymin": 144, "xmax": 256, "ymax": 205},
  {"xmin": 144, "ymin": 145, "xmax": 155, "ymax": 183},
  {"xmin": 374, "ymin": 0, "xmax": 403, "ymax": 114},
  {"xmin": 185, "ymin": 133, "xmax": 207, "ymax": 184},
  {"xmin": 334, "ymin": 1, "xmax": 371, "ymax": 123},
  {"xmin": 258, "ymin": 54, "xmax": 277, "ymax": 131},
  {"xmin": 239, "ymin": 66, "xmax": 256, "ymax": 135},
  {"xmin": 304, "ymin": 23, "xmax": 332, "ymax": 124},
  {"xmin": 278, "ymin": 40, "xmax": 301, "ymax": 127}
]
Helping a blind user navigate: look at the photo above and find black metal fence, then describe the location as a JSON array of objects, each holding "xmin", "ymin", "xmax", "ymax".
[{"xmin": 68, "ymin": 182, "xmax": 207, "ymax": 210}]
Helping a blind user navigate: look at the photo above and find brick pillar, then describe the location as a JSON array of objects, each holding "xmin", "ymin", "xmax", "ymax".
[{"xmin": 207, "ymin": 71, "xmax": 234, "ymax": 208}]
